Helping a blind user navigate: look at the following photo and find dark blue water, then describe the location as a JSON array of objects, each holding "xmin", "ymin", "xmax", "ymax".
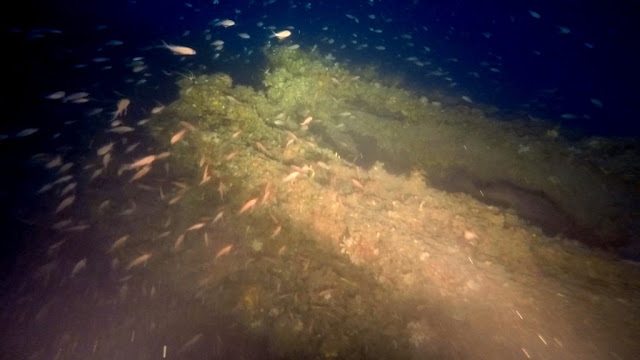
[{"xmin": 4, "ymin": 0, "xmax": 639, "ymax": 135}]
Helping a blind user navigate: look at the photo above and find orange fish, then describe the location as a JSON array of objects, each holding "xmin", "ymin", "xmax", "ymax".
[
  {"xmin": 238, "ymin": 197, "xmax": 258, "ymax": 214},
  {"xmin": 127, "ymin": 155, "xmax": 157, "ymax": 169},
  {"xmin": 351, "ymin": 178, "xmax": 365, "ymax": 191},
  {"xmin": 186, "ymin": 222, "xmax": 206, "ymax": 231},
  {"xmin": 212, "ymin": 210, "xmax": 224, "ymax": 225},
  {"xmin": 282, "ymin": 171, "xmax": 300, "ymax": 183},
  {"xmin": 271, "ymin": 225, "xmax": 282, "ymax": 238},
  {"xmin": 129, "ymin": 165, "xmax": 151, "ymax": 182},
  {"xmin": 179, "ymin": 121, "xmax": 197, "ymax": 131},
  {"xmin": 300, "ymin": 116, "xmax": 313, "ymax": 126},
  {"xmin": 126, "ymin": 253, "xmax": 151, "ymax": 270},
  {"xmin": 170, "ymin": 128, "xmax": 187, "ymax": 144},
  {"xmin": 215, "ymin": 244, "xmax": 233, "ymax": 259}
]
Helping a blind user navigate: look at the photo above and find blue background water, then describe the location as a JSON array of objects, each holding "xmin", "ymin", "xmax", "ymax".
[{"xmin": 3, "ymin": 0, "xmax": 639, "ymax": 136}]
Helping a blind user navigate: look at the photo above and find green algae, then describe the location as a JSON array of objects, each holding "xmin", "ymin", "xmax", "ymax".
[{"xmin": 142, "ymin": 45, "xmax": 640, "ymax": 359}]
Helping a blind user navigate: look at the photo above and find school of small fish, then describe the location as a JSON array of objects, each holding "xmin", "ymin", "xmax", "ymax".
[{"xmin": 0, "ymin": 1, "xmax": 627, "ymax": 358}]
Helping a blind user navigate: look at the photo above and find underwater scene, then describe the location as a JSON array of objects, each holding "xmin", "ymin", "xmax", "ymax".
[{"xmin": 1, "ymin": 0, "xmax": 639, "ymax": 359}]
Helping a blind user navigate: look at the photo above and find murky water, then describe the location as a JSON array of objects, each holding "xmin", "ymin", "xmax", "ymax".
[{"xmin": 1, "ymin": 49, "xmax": 639, "ymax": 360}]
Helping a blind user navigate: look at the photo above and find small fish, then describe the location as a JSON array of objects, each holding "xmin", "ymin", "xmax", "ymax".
[
  {"xmin": 255, "ymin": 141, "xmax": 269, "ymax": 155},
  {"xmin": 131, "ymin": 65, "xmax": 147, "ymax": 73},
  {"xmin": 102, "ymin": 153, "xmax": 111, "ymax": 168},
  {"xmin": 278, "ymin": 245, "xmax": 287, "ymax": 256},
  {"xmin": 238, "ymin": 197, "xmax": 258, "ymax": 214},
  {"xmin": 52, "ymin": 174, "xmax": 73, "ymax": 185},
  {"xmin": 48, "ymin": 239, "xmax": 66, "ymax": 253},
  {"xmin": 157, "ymin": 151, "xmax": 171, "ymax": 160},
  {"xmin": 97, "ymin": 142, "xmax": 114, "ymax": 156},
  {"xmin": 352, "ymin": 178, "xmax": 365, "ymax": 190},
  {"xmin": 57, "ymin": 162, "xmax": 73, "ymax": 173},
  {"xmin": 528, "ymin": 10, "xmax": 541, "ymax": 19},
  {"xmin": 45, "ymin": 91, "xmax": 65, "ymax": 100},
  {"xmin": 237, "ymin": 33, "xmax": 250, "ymax": 39},
  {"xmin": 63, "ymin": 92, "xmax": 89, "ymax": 103},
  {"xmin": 108, "ymin": 235, "xmax": 130, "ymax": 253},
  {"xmin": 161, "ymin": 40, "xmax": 196, "ymax": 55},
  {"xmin": 179, "ymin": 121, "xmax": 197, "ymax": 131},
  {"xmin": 186, "ymin": 222, "xmax": 206, "ymax": 231},
  {"xmin": 216, "ymin": 19, "xmax": 235, "ymax": 27},
  {"xmin": 171, "ymin": 128, "xmax": 187, "ymax": 144},
  {"xmin": 15, "ymin": 128, "xmax": 38, "ymax": 137},
  {"xmin": 63, "ymin": 224, "xmax": 90, "ymax": 232},
  {"xmin": 212, "ymin": 210, "xmax": 224, "ymax": 225},
  {"xmin": 345, "ymin": 14, "xmax": 359, "ymax": 23},
  {"xmin": 127, "ymin": 154, "xmax": 157, "ymax": 169},
  {"xmin": 98, "ymin": 200, "xmax": 111, "ymax": 212},
  {"xmin": 282, "ymin": 171, "xmax": 300, "ymax": 183},
  {"xmin": 126, "ymin": 253, "xmax": 151, "ymax": 270},
  {"xmin": 215, "ymin": 244, "xmax": 233, "ymax": 259},
  {"xmin": 261, "ymin": 182, "xmax": 272, "ymax": 205},
  {"xmin": 215, "ymin": 180, "xmax": 227, "ymax": 200},
  {"xmin": 271, "ymin": 225, "xmax": 281, "ymax": 238},
  {"xmin": 52, "ymin": 219, "xmax": 73, "ymax": 230},
  {"xmin": 151, "ymin": 105, "xmax": 165, "ymax": 114},
  {"xmin": 200, "ymin": 164, "xmax": 211, "ymax": 185},
  {"xmin": 114, "ymin": 98, "xmax": 130, "ymax": 119},
  {"xmin": 179, "ymin": 333, "xmax": 203, "ymax": 353},
  {"xmin": 300, "ymin": 116, "xmax": 313, "ymax": 126},
  {"xmin": 119, "ymin": 200, "xmax": 137, "ymax": 216},
  {"xmin": 271, "ymin": 30, "xmax": 291, "ymax": 39},
  {"xmin": 174, "ymin": 233, "xmax": 185, "ymax": 250},
  {"xmin": 86, "ymin": 108, "xmax": 103, "ymax": 117},
  {"xmin": 71, "ymin": 258, "xmax": 87, "ymax": 277},
  {"xmin": 90, "ymin": 168, "xmax": 103, "ymax": 181},
  {"xmin": 129, "ymin": 165, "xmax": 151, "ymax": 182},
  {"xmin": 60, "ymin": 182, "xmax": 76, "ymax": 197},
  {"xmin": 225, "ymin": 151, "xmax": 237, "ymax": 161},
  {"xmin": 107, "ymin": 126, "xmax": 135, "ymax": 134},
  {"xmin": 37, "ymin": 183, "xmax": 54, "ymax": 194},
  {"xmin": 55, "ymin": 195, "xmax": 75, "ymax": 213}
]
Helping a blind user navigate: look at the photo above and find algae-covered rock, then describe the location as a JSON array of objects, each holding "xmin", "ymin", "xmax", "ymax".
[{"xmin": 141, "ymin": 45, "xmax": 639, "ymax": 360}]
